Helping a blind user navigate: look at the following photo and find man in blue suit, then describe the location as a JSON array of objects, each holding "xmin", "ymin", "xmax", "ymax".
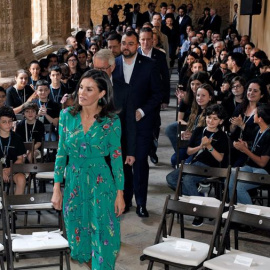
[
  {"xmin": 113, "ymin": 31, "xmax": 162, "ymax": 217},
  {"xmin": 137, "ymin": 27, "xmax": 170, "ymax": 164}
]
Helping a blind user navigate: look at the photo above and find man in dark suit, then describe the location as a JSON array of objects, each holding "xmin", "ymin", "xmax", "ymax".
[
  {"xmin": 137, "ymin": 27, "xmax": 170, "ymax": 164},
  {"xmin": 113, "ymin": 31, "xmax": 162, "ymax": 217},
  {"xmin": 176, "ymin": 5, "xmax": 192, "ymax": 46},
  {"xmin": 125, "ymin": 3, "xmax": 143, "ymax": 29},
  {"xmin": 142, "ymin": 2, "xmax": 156, "ymax": 24},
  {"xmin": 209, "ymin": 8, "xmax": 222, "ymax": 33},
  {"xmin": 93, "ymin": 49, "xmax": 136, "ymax": 191}
]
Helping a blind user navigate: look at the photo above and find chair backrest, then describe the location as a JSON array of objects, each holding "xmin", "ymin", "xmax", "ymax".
[
  {"xmin": 24, "ymin": 140, "xmax": 35, "ymax": 163},
  {"xmin": 155, "ymin": 195, "xmax": 225, "ymax": 261},
  {"xmin": 41, "ymin": 140, "xmax": 59, "ymax": 162},
  {"xmin": 176, "ymin": 122, "xmax": 189, "ymax": 167},
  {"xmin": 175, "ymin": 161, "xmax": 231, "ymax": 199},
  {"xmin": 9, "ymin": 162, "xmax": 55, "ymax": 194}
]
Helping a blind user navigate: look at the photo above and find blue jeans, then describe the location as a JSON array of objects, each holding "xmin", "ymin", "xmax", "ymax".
[
  {"xmin": 166, "ymin": 161, "xmax": 209, "ymax": 195},
  {"xmin": 165, "ymin": 122, "xmax": 178, "ymax": 152},
  {"xmin": 229, "ymin": 165, "xmax": 267, "ymax": 204}
]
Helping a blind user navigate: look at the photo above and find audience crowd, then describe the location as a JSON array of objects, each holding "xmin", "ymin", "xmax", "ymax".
[{"xmin": 1, "ymin": 2, "xmax": 270, "ymax": 224}]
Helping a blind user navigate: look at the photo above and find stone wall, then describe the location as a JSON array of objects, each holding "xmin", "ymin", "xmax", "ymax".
[{"xmin": 90, "ymin": 0, "xmax": 230, "ymax": 32}]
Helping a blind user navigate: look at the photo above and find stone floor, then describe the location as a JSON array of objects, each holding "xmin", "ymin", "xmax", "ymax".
[{"xmin": 1, "ymin": 67, "xmax": 270, "ymax": 269}]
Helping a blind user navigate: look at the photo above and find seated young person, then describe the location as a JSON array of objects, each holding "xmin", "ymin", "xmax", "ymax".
[
  {"xmin": 32, "ymin": 80, "xmax": 60, "ymax": 141},
  {"xmin": 15, "ymin": 102, "xmax": 44, "ymax": 162},
  {"xmin": 48, "ymin": 65, "xmax": 67, "ymax": 105},
  {"xmin": 0, "ymin": 106, "xmax": 26, "ymax": 195},
  {"xmin": 166, "ymin": 104, "xmax": 228, "ymax": 192},
  {"xmin": 229, "ymin": 104, "xmax": 270, "ymax": 204}
]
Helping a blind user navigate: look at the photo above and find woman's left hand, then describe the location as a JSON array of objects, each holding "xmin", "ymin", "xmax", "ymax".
[{"xmin": 114, "ymin": 190, "xmax": 125, "ymax": 217}]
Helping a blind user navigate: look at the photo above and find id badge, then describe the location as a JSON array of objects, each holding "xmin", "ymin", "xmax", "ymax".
[{"xmin": 1, "ymin": 156, "xmax": 6, "ymax": 165}]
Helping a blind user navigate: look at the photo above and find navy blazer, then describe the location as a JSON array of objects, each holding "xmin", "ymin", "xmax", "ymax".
[
  {"xmin": 137, "ymin": 47, "xmax": 170, "ymax": 104},
  {"xmin": 176, "ymin": 14, "xmax": 192, "ymax": 35},
  {"xmin": 112, "ymin": 53, "xmax": 162, "ymax": 131},
  {"xmin": 112, "ymin": 78, "xmax": 136, "ymax": 156},
  {"xmin": 209, "ymin": 15, "xmax": 222, "ymax": 33}
]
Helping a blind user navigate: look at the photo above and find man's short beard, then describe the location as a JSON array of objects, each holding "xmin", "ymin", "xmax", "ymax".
[{"xmin": 122, "ymin": 50, "xmax": 136, "ymax": 59}]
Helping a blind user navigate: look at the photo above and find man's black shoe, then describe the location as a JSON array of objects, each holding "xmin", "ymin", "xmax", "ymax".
[
  {"xmin": 150, "ymin": 153, "xmax": 158, "ymax": 164},
  {"xmin": 136, "ymin": 205, "xmax": 149, "ymax": 217}
]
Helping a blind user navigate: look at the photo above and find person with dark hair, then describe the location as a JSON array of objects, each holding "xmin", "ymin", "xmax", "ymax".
[
  {"xmin": 48, "ymin": 65, "xmax": 67, "ymax": 104},
  {"xmin": 142, "ymin": 2, "xmax": 157, "ymax": 24},
  {"xmin": 229, "ymin": 104, "xmax": 270, "ymax": 204},
  {"xmin": 39, "ymin": 58, "xmax": 50, "ymax": 81},
  {"xmin": 227, "ymin": 52, "xmax": 247, "ymax": 79},
  {"xmin": 57, "ymin": 48, "xmax": 69, "ymax": 64},
  {"xmin": 75, "ymin": 30, "xmax": 86, "ymax": 50},
  {"xmin": 77, "ymin": 49, "xmax": 90, "ymax": 73},
  {"xmin": 113, "ymin": 30, "xmax": 162, "ymax": 217},
  {"xmin": 0, "ymin": 106, "xmax": 26, "ymax": 195},
  {"xmin": 177, "ymin": 5, "xmax": 192, "ymax": 46},
  {"xmin": 107, "ymin": 33, "xmax": 122, "ymax": 57},
  {"xmin": 0, "ymin": 87, "xmax": 6, "ymax": 108},
  {"xmin": 198, "ymin": 7, "xmax": 211, "ymax": 31},
  {"xmin": 159, "ymin": 2, "xmax": 167, "ymax": 22},
  {"xmin": 28, "ymin": 60, "xmax": 41, "ymax": 90},
  {"xmin": 15, "ymin": 102, "xmax": 44, "ymax": 162},
  {"xmin": 208, "ymin": 8, "xmax": 222, "ymax": 33},
  {"xmin": 66, "ymin": 53, "xmax": 82, "ymax": 91},
  {"xmin": 51, "ymin": 69, "xmax": 125, "ymax": 269},
  {"xmin": 66, "ymin": 36, "xmax": 78, "ymax": 51},
  {"xmin": 102, "ymin": 7, "xmax": 119, "ymax": 30},
  {"xmin": 6, "ymin": 70, "xmax": 37, "ymax": 114},
  {"xmin": 32, "ymin": 79, "xmax": 60, "ymax": 141},
  {"xmin": 125, "ymin": 3, "xmax": 143, "ymax": 29},
  {"xmin": 46, "ymin": 53, "xmax": 58, "ymax": 68},
  {"xmin": 230, "ymin": 78, "xmax": 269, "ymax": 166},
  {"xmin": 167, "ymin": 104, "xmax": 228, "ymax": 226}
]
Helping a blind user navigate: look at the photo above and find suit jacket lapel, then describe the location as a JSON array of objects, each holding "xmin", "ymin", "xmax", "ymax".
[{"xmin": 129, "ymin": 54, "xmax": 143, "ymax": 85}]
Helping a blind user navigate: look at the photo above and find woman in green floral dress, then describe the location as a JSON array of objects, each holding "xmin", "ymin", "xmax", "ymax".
[{"xmin": 51, "ymin": 70, "xmax": 125, "ymax": 269}]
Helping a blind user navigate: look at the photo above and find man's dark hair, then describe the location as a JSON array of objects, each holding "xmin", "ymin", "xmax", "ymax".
[
  {"xmin": 47, "ymin": 53, "xmax": 58, "ymax": 62},
  {"xmin": 140, "ymin": 27, "xmax": 153, "ymax": 35},
  {"xmin": 36, "ymin": 79, "xmax": 50, "ymax": 89},
  {"xmin": 77, "ymin": 49, "xmax": 87, "ymax": 57},
  {"xmin": 48, "ymin": 65, "xmax": 62, "ymax": 74},
  {"xmin": 124, "ymin": 30, "xmax": 139, "ymax": 43},
  {"xmin": 134, "ymin": 3, "xmax": 140, "ymax": 9},
  {"xmin": 148, "ymin": 2, "xmax": 155, "ymax": 8},
  {"xmin": 160, "ymin": 2, "xmax": 167, "ymax": 8},
  {"xmin": 228, "ymin": 52, "xmax": 246, "ymax": 67},
  {"xmin": 205, "ymin": 104, "xmax": 227, "ymax": 120},
  {"xmin": 169, "ymin": 3, "xmax": 176, "ymax": 10},
  {"xmin": 0, "ymin": 87, "xmax": 6, "ymax": 95},
  {"xmin": 257, "ymin": 104, "xmax": 270, "ymax": 125},
  {"xmin": 0, "ymin": 106, "xmax": 15, "ymax": 119},
  {"xmin": 107, "ymin": 33, "xmax": 122, "ymax": 43},
  {"xmin": 22, "ymin": 102, "xmax": 39, "ymax": 114},
  {"xmin": 178, "ymin": 5, "xmax": 187, "ymax": 13}
]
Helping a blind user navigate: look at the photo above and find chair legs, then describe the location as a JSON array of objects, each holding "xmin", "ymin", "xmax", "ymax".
[
  {"xmin": 147, "ymin": 261, "xmax": 154, "ymax": 270},
  {"xmin": 65, "ymin": 250, "xmax": 71, "ymax": 270}
]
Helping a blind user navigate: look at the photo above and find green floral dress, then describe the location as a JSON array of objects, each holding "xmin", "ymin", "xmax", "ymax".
[{"xmin": 54, "ymin": 108, "xmax": 124, "ymax": 269}]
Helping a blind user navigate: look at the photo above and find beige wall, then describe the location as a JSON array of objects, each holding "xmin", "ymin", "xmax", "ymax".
[{"xmin": 236, "ymin": 0, "xmax": 270, "ymax": 56}]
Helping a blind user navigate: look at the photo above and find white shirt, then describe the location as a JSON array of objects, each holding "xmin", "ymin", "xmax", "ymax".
[{"xmin": 140, "ymin": 47, "xmax": 153, "ymax": 58}]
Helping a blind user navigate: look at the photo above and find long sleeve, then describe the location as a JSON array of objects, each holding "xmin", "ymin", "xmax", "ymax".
[
  {"xmin": 108, "ymin": 116, "xmax": 124, "ymax": 190},
  {"xmin": 54, "ymin": 109, "xmax": 68, "ymax": 183}
]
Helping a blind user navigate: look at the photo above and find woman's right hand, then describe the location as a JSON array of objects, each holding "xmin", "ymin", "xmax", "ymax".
[{"xmin": 51, "ymin": 184, "xmax": 63, "ymax": 210}]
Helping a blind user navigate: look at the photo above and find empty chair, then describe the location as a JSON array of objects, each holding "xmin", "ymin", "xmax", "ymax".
[
  {"xmin": 140, "ymin": 190, "xmax": 228, "ymax": 270},
  {"xmin": 2, "ymin": 191, "xmax": 70, "ymax": 270},
  {"xmin": 204, "ymin": 168, "xmax": 270, "ymax": 270}
]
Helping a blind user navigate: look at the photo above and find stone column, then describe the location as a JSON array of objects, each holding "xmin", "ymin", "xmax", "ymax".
[
  {"xmin": 0, "ymin": 0, "xmax": 35, "ymax": 78},
  {"xmin": 71, "ymin": 0, "xmax": 91, "ymax": 30},
  {"xmin": 47, "ymin": 0, "xmax": 71, "ymax": 45}
]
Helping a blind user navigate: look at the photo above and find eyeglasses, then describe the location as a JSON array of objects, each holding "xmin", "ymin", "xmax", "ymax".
[
  {"xmin": 68, "ymin": 59, "xmax": 77, "ymax": 62},
  {"xmin": 94, "ymin": 65, "xmax": 111, "ymax": 71},
  {"xmin": 232, "ymin": 84, "xmax": 242, "ymax": 89}
]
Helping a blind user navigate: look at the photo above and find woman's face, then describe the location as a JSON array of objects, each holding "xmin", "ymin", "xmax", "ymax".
[
  {"xmin": 15, "ymin": 73, "xmax": 28, "ymax": 88},
  {"xmin": 190, "ymin": 80, "xmax": 202, "ymax": 93},
  {"xmin": 253, "ymin": 57, "xmax": 261, "ymax": 67},
  {"xmin": 78, "ymin": 78, "xmax": 105, "ymax": 107},
  {"xmin": 247, "ymin": 83, "xmax": 263, "ymax": 103},
  {"xmin": 206, "ymin": 30, "xmax": 212, "ymax": 38},
  {"xmin": 90, "ymin": 45, "xmax": 98, "ymax": 55},
  {"xmin": 165, "ymin": 18, "xmax": 173, "ymax": 27},
  {"xmin": 220, "ymin": 51, "xmax": 228, "ymax": 60},
  {"xmin": 231, "ymin": 80, "xmax": 244, "ymax": 97},
  {"xmin": 187, "ymin": 55, "xmax": 196, "ymax": 65},
  {"xmin": 245, "ymin": 44, "xmax": 252, "ymax": 57},
  {"xmin": 196, "ymin": 88, "xmax": 211, "ymax": 108},
  {"xmin": 29, "ymin": 64, "xmax": 41, "ymax": 77},
  {"xmin": 67, "ymin": 56, "xmax": 78, "ymax": 68},
  {"xmin": 233, "ymin": 37, "xmax": 239, "ymax": 46},
  {"xmin": 186, "ymin": 26, "xmax": 192, "ymax": 33},
  {"xmin": 219, "ymin": 63, "xmax": 228, "ymax": 75}
]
